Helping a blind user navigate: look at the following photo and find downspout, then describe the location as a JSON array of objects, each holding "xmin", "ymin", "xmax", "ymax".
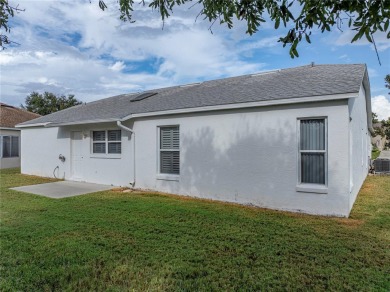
[{"xmin": 117, "ymin": 120, "xmax": 136, "ymax": 187}]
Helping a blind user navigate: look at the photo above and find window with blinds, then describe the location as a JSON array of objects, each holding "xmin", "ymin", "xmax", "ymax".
[
  {"xmin": 0, "ymin": 135, "xmax": 19, "ymax": 158},
  {"xmin": 299, "ymin": 119, "xmax": 327, "ymax": 185},
  {"xmin": 159, "ymin": 126, "xmax": 180, "ymax": 175},
  {"xmin": 92, "ymin": 130, "xmax": 121, "ymax": 154}
]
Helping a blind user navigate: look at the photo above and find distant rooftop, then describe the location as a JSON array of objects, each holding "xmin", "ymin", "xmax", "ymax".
[{"xmin": 0, "ymin": 103, "xmax": 41, "ymax": 128}]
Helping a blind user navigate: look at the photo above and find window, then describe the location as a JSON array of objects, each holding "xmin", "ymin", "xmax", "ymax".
[
  {"xmin": 92, "ymin": 130, "xmax": 121, "ymax": 154},
  {"xmin": 159, "ymin": 126, "xmax": 180, "ymax": 175},
  {"xmin": 299, "ymin": 118, "xmax": 327, "ymax": 185},
  {"xmin": 1, "ymin": 135, "xmax": 19, "ymax": 158}
]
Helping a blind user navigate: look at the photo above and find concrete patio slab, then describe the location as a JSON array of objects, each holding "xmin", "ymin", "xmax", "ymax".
[{"xmin": 11, "ymin": 181, "xmax": 113, "ymax": 198}]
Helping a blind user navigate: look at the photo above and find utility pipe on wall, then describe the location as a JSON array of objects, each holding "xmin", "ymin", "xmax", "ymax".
[{"xmin": 117, "ymin": 120, "xmax": 136, "ymax": 187}]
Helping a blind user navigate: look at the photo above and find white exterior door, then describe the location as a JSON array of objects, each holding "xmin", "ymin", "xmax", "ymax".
[{"xmin": 71, "ymin": 131, "xmax": 84, "ymax": 181}]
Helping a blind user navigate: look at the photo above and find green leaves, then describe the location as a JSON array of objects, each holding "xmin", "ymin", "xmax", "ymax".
[
  {"xmin": 98, "ymin": 0, "xmax": 107, "ymax": 11},
  {"xmin": 0, "ymin": 1, "xmax": 25, "ymax": 49},
  {"xmin": 136, "ymin": 0, "xmax": 388, "ymax": 59},
  {"xmin": 21, "ymin": 92, "xmax": 83, "ymax": 116},
  {"xmin": 305, "ymin": 33, "xmax": 311, "ymax": 43},
  {"xmin": 2, "ymin": 0, "xmax": 390, "ymax": 57}
]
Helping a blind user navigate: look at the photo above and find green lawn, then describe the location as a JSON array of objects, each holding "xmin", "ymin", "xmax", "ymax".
[{"xmin": 0, "ymin": 168, "xmax": 389, "ymax": 291}]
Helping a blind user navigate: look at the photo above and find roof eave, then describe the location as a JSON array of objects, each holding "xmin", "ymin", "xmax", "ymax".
[
  {"xmin": 121, "ymin": 92, "xmax": 358, "ymax": 121},
  {"xmin": 15, "ymin": 122, "xmax": 52, "ymax": 128},
  {"xmin": 44, "ymin": 118, "xmax": 119, "ymax": 127},
  {"xmin": 362, "ymin": 67, "xmax": 375, "ymax": 135},
  {"xmin": 17, "ymin": 92, "xmax": 360, "ymax": 128},
  {"xmin": 0, "ymin": 127, "xmax": 21, "ymax": 131}
]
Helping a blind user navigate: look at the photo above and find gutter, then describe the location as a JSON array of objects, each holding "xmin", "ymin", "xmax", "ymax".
[
  {"xmin": 0, "ymin": 127, "xmax": 21, "ymax": 131},
  {"xmin": 16, "ymin": 92, "xmax": 356, "ymax": 128},
  {"xmin": 362, "ymin": 69, "xmax": 375, "ymax": 135},
  {"xmin": 15, "ymin": 122, "xmax": 52, "ymax": 128},
  {"xmin": 120, "ymin": 92, "xmax": 358, "ymax": 121},
  {"xmin": 46, "ymin": 119, "xmax": 118, "ymax": 127},
  {"xmin": 116, "ymin": 120, "xmax": 134, "ymax": 135},
  {"xmin": 117, "ymin": 121, "xmax": 136, "ymax": 187}
]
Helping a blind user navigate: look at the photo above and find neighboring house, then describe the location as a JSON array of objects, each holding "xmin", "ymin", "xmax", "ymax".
[
  {"xmin": 371, "ymin": 122, "xmax": 387, "ymax": 151},
  {"xmin": 17, "ymin": 64, "xmax": 374, "ymax": 217},
  {"xmin": 0, "ymin": 103, "xmax": 40, "ymax": 169}
]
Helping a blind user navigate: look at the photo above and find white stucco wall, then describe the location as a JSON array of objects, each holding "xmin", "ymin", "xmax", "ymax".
[
  {"xmin": 21, "ymin": 99, "xmax": 357, "ymax": 216},
  {"xmin": 348, "ymin": 85, "xmax": 370, "ymax": 211},
  {"xmin": 0, "ymin": 129, "xmax": 21, "ymax": 169},
  {"xmin": 21, "ymin": 123, "xmax": 133, "ymax": 186},
  {"xmin": 21, "ymin": 127, "xmax": 70, "ymax": 177},
  {"xmin": 131, "ymin": 100, "xmax": 351, "ymax": 216}
]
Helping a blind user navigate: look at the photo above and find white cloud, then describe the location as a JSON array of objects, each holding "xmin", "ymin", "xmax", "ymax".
[
  {"xmin": 109, "ymin": 61, "xmax": 125, "ymax": 72},
  {"xmin": 335, "ymin": 29, "xmax": 390, "ymax": 52},
  {"xmin": 5, "ymin": 0, "xmax": 387, "ymax": 110},
  {"xmin": 1, "ymin": 0, "xmax": 268, "ymax": 106},
  {"xmin": 372, "ymin": 95, "xmax": 390, "ymax": 120}
]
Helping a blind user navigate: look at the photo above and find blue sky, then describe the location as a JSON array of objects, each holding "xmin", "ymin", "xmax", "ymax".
[{"xmin": 1, "ymin": 0, "xmax": 389, "ymax": 119}]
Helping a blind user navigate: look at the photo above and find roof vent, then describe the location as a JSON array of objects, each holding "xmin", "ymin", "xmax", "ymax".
[
  {"xmin": 180, "ymin": 82, "xmax": 202, "ymax": 88},
  {"xmin": 251, "ymin": 69, "xmax": 280, "ymax": 77},
  {"xmin": 130, "ymin": 92, "xmax": 158, "ymax": 102}
]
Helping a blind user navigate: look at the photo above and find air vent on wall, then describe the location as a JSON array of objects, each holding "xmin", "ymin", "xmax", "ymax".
[{"xmin": 130, "ymin": 92, "xmax": 158, "ymax": 102}]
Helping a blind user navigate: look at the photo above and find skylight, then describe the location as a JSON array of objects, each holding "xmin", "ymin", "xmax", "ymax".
[{"xmin": 130, "ymin": 92, "xmax": 158, "ymax": 102}]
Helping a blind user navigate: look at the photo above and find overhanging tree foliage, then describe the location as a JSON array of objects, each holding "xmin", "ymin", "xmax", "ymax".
[
  {"xmin": 0, "ymin": 0, "xmax": 23, "ymax": 47},
  {"xmin": 21, "ymin": 92, "xmax": 82, "ymax": 116},
  {"xmin": 94, "ymin": 0, "xmax": 390, "ymax": 58},
  {"xmin": 1, "ymin": 0, "xmax": 389, "ymax": 58}
]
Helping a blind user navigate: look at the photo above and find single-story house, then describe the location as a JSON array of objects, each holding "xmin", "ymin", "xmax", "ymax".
[
  {"xmin": 17, "ymin": 64, "xmax": 374, "ymax": 217},
  {"xmin": 0, "ymin": 103, "xmax": 40, "ymax": 169}
]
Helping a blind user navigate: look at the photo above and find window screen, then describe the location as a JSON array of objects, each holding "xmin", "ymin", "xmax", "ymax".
[
  {"xmin": 92, "ymin": 130, "xmax": 121, "ymax": 154},
  {"xmin": 11, "ymin": 136, "xmax": 19, "ymax": 157},
  {"xmin": 2, "ymin": 136, "xmax": 11, "ymax": 157},
  {"xmin": 93, "ymin": 143, "xmax": 106, "ymax": 154},
  {"xmin": 93, "ymin": 131, "xmax": 105, "ymax": 141},
  {"xmin": 108, "ymin": 130, "xmax": 121, "ymax": 141},
  {"xmin": 1, "ymin": 136, "xmax": 19, "ymax": 158},
  {"xmin": 160, "ymin": 126, "xmax": 180, "ymax": 174},
  {"xmin": 299, "ymin": 119, "xmax": 326, "ymax": 184}
]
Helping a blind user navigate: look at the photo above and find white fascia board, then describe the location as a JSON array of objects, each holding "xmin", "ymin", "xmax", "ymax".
[
  {"xmin": 45, "ymin": 118, "xmax": 118, "ymax": 127},
  {"xmin": 17, "ymin": 119, "xmax": 118, "ymax": 128},
  {"xmin": 121, "ymin": 92, "xmax": 357, "ymax": 121},
  {"xmin": 362, "ymin": 70, "xmax": 375, "ymax": 135},
  {"xmin": 15, "ymin": 122, "xmax": 51, "ymax": 128},
  {"xmin": 0, "ymin": 127, "xmax": 21, "ymax": 131}
]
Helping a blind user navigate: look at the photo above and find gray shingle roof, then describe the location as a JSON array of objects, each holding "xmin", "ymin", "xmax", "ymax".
[{"xmin": 19, "ymin": 64, "xmax": 367, "ymax": 126}]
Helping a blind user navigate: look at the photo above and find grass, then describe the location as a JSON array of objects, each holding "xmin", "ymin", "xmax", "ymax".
[
  {"xmin": 1, "ymin": 168, "xmax": 389, "ymax": 291},
  {"xmin": 372, "ymin": 149, "xmax": 381, "ymax": 160}
]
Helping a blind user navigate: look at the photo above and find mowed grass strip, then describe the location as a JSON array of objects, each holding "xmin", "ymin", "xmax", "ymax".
[{"xmin": 0, "ymin": 168, "xmax": 389, "ymax": 291}]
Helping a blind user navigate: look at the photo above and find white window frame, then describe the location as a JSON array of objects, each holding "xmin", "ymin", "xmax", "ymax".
[
  {"xmin": 1, "ymin": 135, "xmax": 19, "ymax": 158},
  {"xmin": 157, "ymin": 125, "xmax": 180, "ymax": 181},
  {"xmin": 90, "ymin": 129, "xmax": 121, "ymax": 159},
  {"xmin": 296, "ymin": 117, "xmax": 328, "ymax": 194}
]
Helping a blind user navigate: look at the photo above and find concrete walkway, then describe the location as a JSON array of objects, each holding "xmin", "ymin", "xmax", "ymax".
[
  {"xmin": 11, "ymin": 181, "xmax": 113, "ymax": 199},
  {"xmin": 378, "ymin": 150, "xmax": 390, "ymax": 159}
]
